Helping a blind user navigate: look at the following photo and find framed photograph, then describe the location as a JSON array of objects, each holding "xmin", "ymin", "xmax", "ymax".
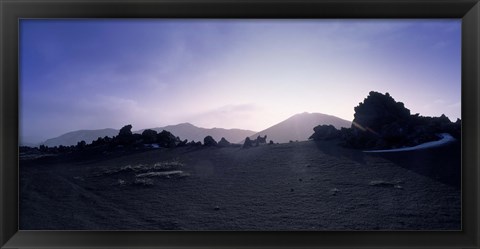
[{"xmin": 1, "ymin": 0, "xmax": 479, "ymax": 248}]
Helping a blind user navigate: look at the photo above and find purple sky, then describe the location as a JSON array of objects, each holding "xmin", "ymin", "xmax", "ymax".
[{"xmin": 20, "ymin": 19, "xmax": 461, "ymax": 144}]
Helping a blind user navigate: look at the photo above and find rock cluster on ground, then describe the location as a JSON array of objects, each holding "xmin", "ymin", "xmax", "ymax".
[
  {"xmin": 203, "ymin": 136, "xmax": 218, "ymax": 146},
  {"xmin": 310, "ymin": 91, "xmax": 461, "ymax": 150},
  {"xmin": 217, "ymin": 137, "xmax": 231, "ymax": 147},
  {"xmin": 242, "ymin": 135, "xmax": 267, "ymax": 148}
]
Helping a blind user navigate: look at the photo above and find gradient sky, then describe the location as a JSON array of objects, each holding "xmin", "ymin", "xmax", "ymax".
[{"xmin": 20, "ymin": 19, "xmax": 461, "ymax": 144}]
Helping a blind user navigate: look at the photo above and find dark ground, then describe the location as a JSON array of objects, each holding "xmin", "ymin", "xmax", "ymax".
[{"xmin": 19, "ymin": 140, "xmax": 461, "ymax": 230}]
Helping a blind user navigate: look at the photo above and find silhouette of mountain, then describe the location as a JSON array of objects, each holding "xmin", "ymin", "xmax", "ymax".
[
  {"xmin": 41, "ymin": 123, "xmax": 257, "ymax": 147},
  {"xmin": 39, "ymin": 114, "xmax": 348, "ymax": 147},
  {"xmin": 246, "ymin": 112, "xmax": 351, "ymax": 144},
  {"xmin": 42, "ymin": 128, "xmax": 119, "ymax": 147},
  {"xmin": 142, "ymin": 123, "xmax": 256, "ymax": 144}
]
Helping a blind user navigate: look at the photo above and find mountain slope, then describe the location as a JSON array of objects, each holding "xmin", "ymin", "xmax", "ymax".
[
  {"xmin": 145, "ymin": 123, "xmax": 256, "ymax": 144},
  {"xmin": 42, "ymin": 124, "xmax": 257, "ymax": 147},
  {"xmin": 247, "ymin": 112, "xmax": 351, "ymax": 144},
  {"xmin": 39, "ymin": 113, "xmax": 347, "ymax": 147},
  {"xmin": 43, "ymin": 128, "xmax": 119, "ymax": 147}
]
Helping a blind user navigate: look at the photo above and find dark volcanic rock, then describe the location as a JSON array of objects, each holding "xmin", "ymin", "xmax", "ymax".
[
  {"xmin": 253, "ymin": 135, "xmax": 267, "ymax": 146},
  {"xmin": 157, "ymin": 130, "xmax": 179, "ymax": 148},
  {"xmin": 117, "ymin": 124, "xmax": 135, "ymax": 145},
  {"xmin": 243, "ymin": 137, "xmax": 253, "ymax": 148},
  {"xmin": 309, "ymin": 125, "xmax": 341, "ymax": 140},
  {"xmin": 352, "ymin": 91, "xmax": 411, "ymax": 133},
  {"xmin": 141, "ymin": 129, "xmax": 158, "ymax": 144},
  {"xmin": 203, "ymin": 136, "xmax": 218, "ymax": 146},
  {"xmin": 217, "ymin": 137, "xmax": 231, "ymax": 147},
  {"xmin": 187, "ymin": 140, "xmax": 203, "ymax": 146},
  {"xmin": 119, "ymin": 124, "xmax": 133, "ymax": 137},
  {"xmin": 316, "ymin": 91, "xmax": 461, "ymax": 150},
  {"xmin": 177, "ymin": 139, "xmax": 188, "ymax": 147}
]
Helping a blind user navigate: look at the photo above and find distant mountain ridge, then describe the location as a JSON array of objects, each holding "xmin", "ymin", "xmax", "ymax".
[
  {"xmin": 246, "ymin": 112, "xmax": 351, "ymax": 144},
  {"xmin": 41, "ymin": 123, "xmax": 256, "ymax": 147},
  {"xmin": 138, "ymin": 123, "xmax": 256, "ymax": 144},
  {"xmin": 38, "ymin": 112, "xmax": 351, "ymax": 147},
  {"xmin": 42, "ymin": 128, "xmax": 119, "ymax": 147}
]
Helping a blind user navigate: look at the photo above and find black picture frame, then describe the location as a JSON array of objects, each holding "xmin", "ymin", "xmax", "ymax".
[{"xmin": 1, "ymin": 0, "xmax": 479, "ymax": 248}]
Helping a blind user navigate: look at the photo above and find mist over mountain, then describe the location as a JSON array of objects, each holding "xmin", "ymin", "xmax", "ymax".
[
  {"xmin": 247, "ymin": 112, "xmax": 351, "ymax": 144},
  {"xmin": 42, "ymin": 128, "xmax": 119, "ymax": 147}
]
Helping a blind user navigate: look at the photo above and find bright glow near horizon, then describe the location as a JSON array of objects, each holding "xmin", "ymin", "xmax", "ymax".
[{"xmin": 20, "ymin": 19, "xmax": 461, "ymax": 144}]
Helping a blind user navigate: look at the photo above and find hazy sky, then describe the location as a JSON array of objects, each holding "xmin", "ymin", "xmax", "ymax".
[{"xmin": 20, "ymin": 19, "xmax": 461, "ymax": 144}]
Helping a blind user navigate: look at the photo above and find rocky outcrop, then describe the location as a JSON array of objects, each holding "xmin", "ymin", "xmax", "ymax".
[
  {"xmin": 117, "ymin": 125, "xmax": 135, "ymax": 145},
  {"xmin": 141, "ymin": 129, "xmax": 158, "ymax": 144},
  {"xmin": 352, "ymin": 92, "xmax": 411, "ymax": 133},
  {"xmin": 217, "ymin": 137, "xmax": 231, "ymax": 147},
  {"xmin": 242, "ymin": 135, "xmax": 268, "ymax": 148},
  {"xmin": 187, "ymin": 140, "xmax": 202, "ymax": 146},
  {"xmin": 203, "ymin": 136, "xmax": 218, "ymax": 146},
  {"xmin": 157, "ymin": 130, "xmax": 179, "ymax": 148},
  {"xmin": 255, "ymin": 135, "xmax": 267, "ymax": 145},
  {"xmin": 243, "ymin": 137, "xmax": 253, "ymax": 148},
  {"xmin": 309, "ymin": 125, "xmax": 340, "ymax": 140},
  {"xmin": 310, "ymin": 91, "xmax": 461, "ymax": 150}
]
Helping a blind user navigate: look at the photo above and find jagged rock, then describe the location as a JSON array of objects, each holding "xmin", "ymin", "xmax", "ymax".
[
  {"xmin": 157, "ymin": 130, "xmax": 178, "ymax": 148},
  {"xmin": 338, "ymin": 92, "xmax": 460, "ymax": 149},
  {"xmin": 141, "ymin": 129, "xmax": 158, "ymax": 144},
  {"xmin": 119, "ymin": 124, "xmax": 133, "ymax": 137},
  {"xmin": 352, "ymin": 91, "xmax": 411, "ymax": 134},
  {"xmin": 177, "ymin": 139, "xmax": 188, "ymax": 147},
  {"xmin": 243, "ymin": 137, "xmax": 253, "ymax": 148},
  {"xmin": 309, "ymin": 125, "xmax": 340, "ymax": 140},
  {"xmin": 117, "ymin": 124, "xmax": 135, "ymax": 145},
  {"xmin": 187, "ymin": 140, "xmax": 202, "ymax": 146},
  {"xmin": 256, "ymin": 135, "xmax": 267, "ymax": 145},
  {"xmin": 203, "ymin": 136, "xmax": 218, "ymax": 146},
  {"xmin": 217, "ymin": 137, "xmax": 231, "ymax": 147}
]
